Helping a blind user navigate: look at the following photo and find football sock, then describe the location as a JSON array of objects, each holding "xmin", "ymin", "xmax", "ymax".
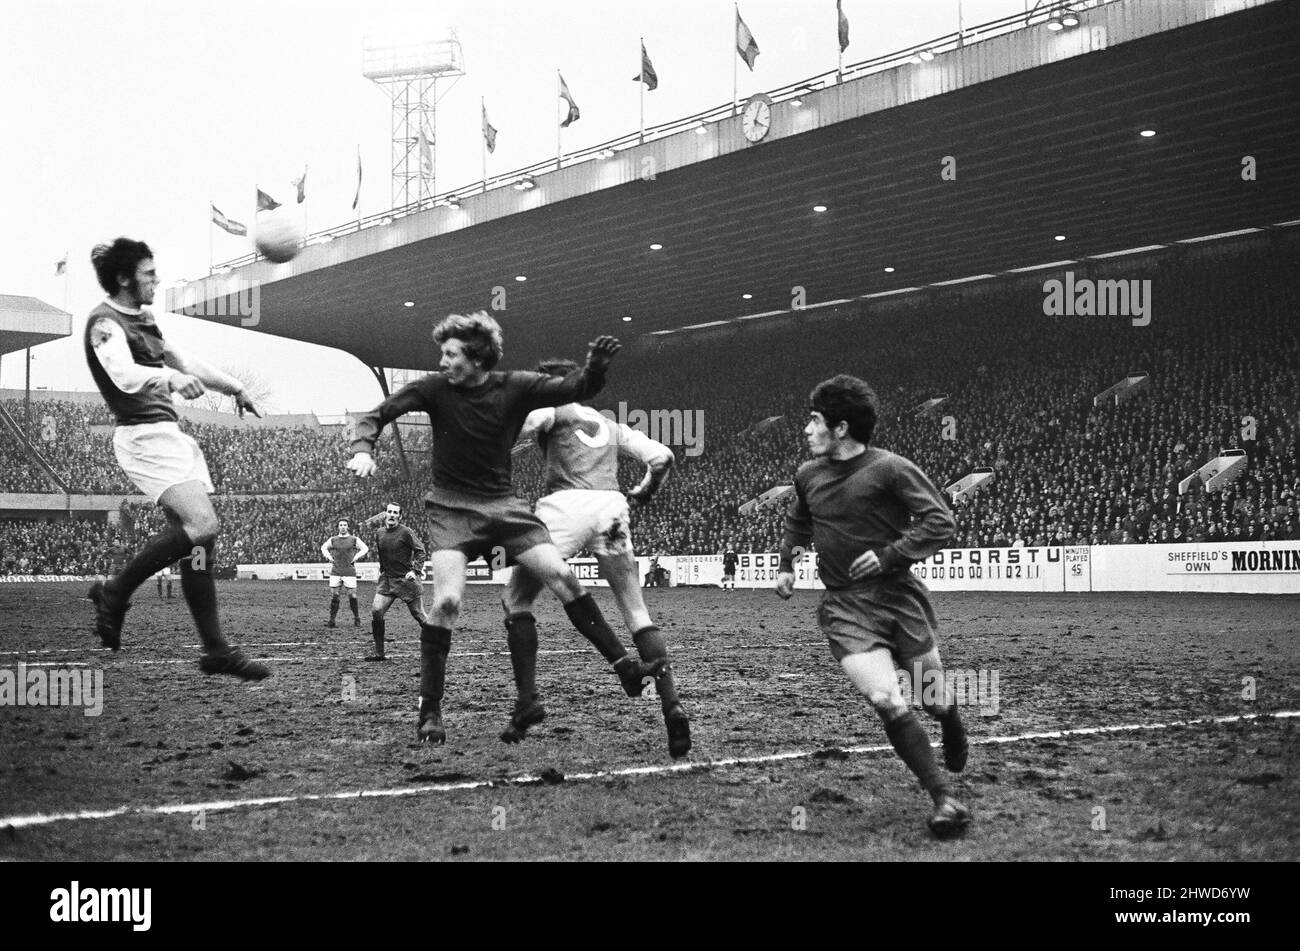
[
  {"xmin": 370, "ymin": 612, "xmax": 385, "ymax": 655},
  {"xmin": 420, "ymin": 625, "xmax": 452, "ymax": 711},
  {"xmin": 348, "ymin": 595, "xmax": 359, "ymax": 621},
  {"xmin": 329, "ymin": 594, "xmax": 340, "ymax": 624},
  {"xmin": 504, "ymin": 612, "xmax": 539, "ymax": 701},
  {"xmin": 109, "ymin": 523, "xmax": 191, "ymax": 599},
  {"xmin": 563, "ymin": 594, "xmax": 628, "ymax": 664},
  {"xmin": 632, "ymin": 625, "xmax": 680, "ymax": 709},
  {"xmin": 883, "ymin": 711, "xmax": 949, "ymax": 805},
  {"xmin": 179, "ymin": 540, "xmax": 228, "ymax": 653}
]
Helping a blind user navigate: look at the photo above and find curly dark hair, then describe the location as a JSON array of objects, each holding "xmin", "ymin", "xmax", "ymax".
[
  {"xmin": 433, "ymin": 311, "xmax": 504, "ymax": 370},
  {"xmin": 809, "ymin": 374, "xmax": 879, "ymax": 445},
  {"xmin": 90, "ymin": 238, "xmax": 153, "ymax": 295}
]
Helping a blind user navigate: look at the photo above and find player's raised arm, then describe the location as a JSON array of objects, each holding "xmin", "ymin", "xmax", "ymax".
[
  {"xmin": 873, "ymin": 456, "xmax": 958, "ymax": 572},
  {"xmin": 161, "ymin": 341, "xmax": 262, "ymax": 417},
  {"xmin": 89, "ymin": 317, "xmax": 196, "ymax": 397},
  {"xmin": 519, "ymin": 335, "xmax": 620, "ymax": 410},
  {"xmin": 347, "ymin": 379, "xmax": 433, "ymax": 477},
  {"xmin": 618, "ymin": 424, "xmax": 676, "ymax": 505}
]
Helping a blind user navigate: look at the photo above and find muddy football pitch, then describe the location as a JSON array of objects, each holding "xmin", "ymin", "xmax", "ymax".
[{"xmin": 1, "ymin": 582, "xmax": 1296, "ymax": 861}]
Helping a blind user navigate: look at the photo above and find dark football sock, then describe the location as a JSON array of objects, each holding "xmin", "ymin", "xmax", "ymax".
[
  {"xmin": 563, "ymin": 594, "xmax": 628, "ymax": 664},
  {"xmin": 349, "ymin": 595, "xmax": 359, "ymax": 621},
  {"xmin": 420, "ymin": 625, "xmax": 452, "ymax": 711},
  {"xmin": 371, "ymin": 612, "xmax": 385, "ymax": 655},
  {"xmin": 504, "ymin": 613, "xmax": 539, "ymax": 701},
  {"xmin": 179, "ymin": 541, "xmax": 228, "ymax": 653},
  {"xmin": 110, "ymin": 523, "xmax": 191, "ymax": 599},
  {"xmin": 934, "ymin": 701, "xmax": 965, "ymax": 737},
  {"xmin": 329, "ymin": 594, "xmax": 340, "ymax": 623},
  {"xmin": 883, "ymin": 711, "xmax": 948, "ymax": 805},
  {"xmin": 632, "ymin": 625, "xmax": 680, "ymax": 709}
]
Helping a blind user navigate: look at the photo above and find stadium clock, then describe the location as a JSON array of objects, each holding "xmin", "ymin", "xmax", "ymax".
[{"xmin": 742, "ymin": 94, "xmax": 773, "ymax": 143}]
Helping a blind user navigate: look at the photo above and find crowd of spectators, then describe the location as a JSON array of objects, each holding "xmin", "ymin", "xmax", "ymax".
[{"xmin": 3, "ymin": 236, "xmax": 1297, "ymax": 574}]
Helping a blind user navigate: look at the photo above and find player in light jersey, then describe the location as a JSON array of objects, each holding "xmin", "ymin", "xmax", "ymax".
[
  {"xmin": 321, "ymin": 518, "xmax": 368, "ymax": 628},
  {"xmin": 500, "ymin": 359, "xmax": 690, "ymax": 759}
]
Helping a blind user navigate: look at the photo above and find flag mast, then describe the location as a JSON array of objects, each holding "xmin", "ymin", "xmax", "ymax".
[
  {"xmin": 639, "ymin": 38, "xmax": 646, "ymax": 144},
  {"xmin": 733, "ymin": 5, "xmax": 739, "ymax": 116}
]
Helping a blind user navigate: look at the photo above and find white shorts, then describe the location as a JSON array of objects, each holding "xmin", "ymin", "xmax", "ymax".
[
  {"xmin": 113, "ymin": 422, "xmax": 213, "ymax": 503},
  {"xmin": 329, "ymin": 575, "xmax": 359, "ymax": 590},
  {"xmin": 534, "ymin": 489, "xmax": 634, "ymax": 559}
]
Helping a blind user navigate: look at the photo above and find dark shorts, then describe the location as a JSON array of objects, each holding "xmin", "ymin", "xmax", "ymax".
[
  {"xmin": 376, "ymin": 575, "xmax": 423, "ymax": 604},
  {"xmin": 425, "ymin": 491, "xmax": 552, "ymax": 563},
  {"xmin": 817, "ymin": 577, "xmax": 938, "ymax": 662}
]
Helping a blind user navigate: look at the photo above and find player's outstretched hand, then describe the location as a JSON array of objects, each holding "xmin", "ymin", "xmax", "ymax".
[
  {"xmin": 848, "ymin": 549, "xmax": 882, "ymax": 580},
  {"xmin": 585, "ymin": 335, "xmax": 621, "ymax": 372},
  {"xmin": 234, "ymin": 390, "xmax": 262, "ymax": 419},
  {"xmin": 169, "ymin": 373, "xmax": 206, "ymax": 400},
  {"xmin": 774, "ymin": 571, "xmax": 796, "ymax": 599},
  {"xmin": 347, "ymin": 452, "xmax": 377, "ymax": 478}
]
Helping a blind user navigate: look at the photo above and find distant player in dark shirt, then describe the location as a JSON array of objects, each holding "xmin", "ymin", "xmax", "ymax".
[
  {"xmin": 721, "ymin": 544, "xmax": 738, "ymax": 591},
  {"xmin": 347, "ymin": 311, "xmax": 661, "ymax": 744},
  {"xmin": 83, "ymin": 237, "xmax": 267, "ymax": 681},
  {"xmin": 320, "ymin": 518, "xmax": 368, "ymax": 629},
  {"xmin": 776, "ymin": 375, "xmax": 971, "ymax": 839},
  {"xmin": 364, "ymin": 503, "xmax": 427, "ymax": 661}
]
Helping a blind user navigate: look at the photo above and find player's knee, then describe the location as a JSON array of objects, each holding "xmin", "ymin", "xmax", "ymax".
[
  {"xmin": 867, "ymin": 691, "xmax": 908, "ymax": 719},
  {"xmin": 185, "ymin": 513, "xmax": 219, "ymax": 546},
  {"xmin": 371, "ymin": 609, "xmax": 385, "ymax": 622},
  {"xmin": 433, "ymin": 592, "xmax": 462, "ymax": 617}
]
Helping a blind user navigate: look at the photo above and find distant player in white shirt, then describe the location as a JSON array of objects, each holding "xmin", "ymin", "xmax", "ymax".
[
  {"xmin": 321, "ymin": 518, "xmax": 368, "ymax": 628},
  {"xmin": 501, "ymin": 359, "xmax": 690, "ymax": 758}
]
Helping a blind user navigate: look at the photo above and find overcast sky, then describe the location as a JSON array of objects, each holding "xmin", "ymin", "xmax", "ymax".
[{"xmin": 0, "ymin": 0, "xmax": 1026, "ymax": 416}]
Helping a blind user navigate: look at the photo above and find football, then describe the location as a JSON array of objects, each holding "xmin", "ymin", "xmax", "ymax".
[{"xmin": 255, "ymin": 212, "xmax": 304, "ymax": 263}]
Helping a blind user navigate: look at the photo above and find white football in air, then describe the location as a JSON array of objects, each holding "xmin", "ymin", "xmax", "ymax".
[{"xmin": 255, "ymin": 213, "xmax": 304, "ymax": 264}]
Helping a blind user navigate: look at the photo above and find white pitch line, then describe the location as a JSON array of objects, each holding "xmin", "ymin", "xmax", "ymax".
[{"xmin": 1, "ymin": 710, "xmax": 1295, "ymax": 831}]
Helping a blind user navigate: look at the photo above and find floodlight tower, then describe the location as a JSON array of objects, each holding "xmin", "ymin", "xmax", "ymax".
[{"xmin": 362, "ymin": 32, "xmax": 465, "ymax": 212}]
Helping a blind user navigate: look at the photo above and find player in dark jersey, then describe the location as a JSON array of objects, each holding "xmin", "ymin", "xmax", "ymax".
[
  {"xmin": 83, "ymin": 238, "xmax": 267, "ymax": 681},
  {"xmin": 500, "ymin": 358, "xmax": 689, "ymax": 758},
  {"xmin": 347, "ymin": 311, "xmax": 661, "ymax": 744},
  {"xmin": 321, "ymin": 518, "xmax": 368, "ymax": 628},
  {"xmin": 721, "ymin": 544, "xmax": 739, "ymax": 591},
  {"xmin": 366, "ymin": 503, "xmax": 428, "ymax": 661},
  {"xmin": 776, "ymin": 375, "xmax": 971, "ymax": 839}
]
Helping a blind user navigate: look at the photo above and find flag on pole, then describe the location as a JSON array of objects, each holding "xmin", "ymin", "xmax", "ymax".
[
  {"xmin": 54, "ymin": 253, "xmax": 67, "ymax": 276},
  {"xmin": 292, "ymin": 167, "xmax": 307, "ymax": 203},
  {"xmin": 482, "ymin": 104, "xmax": 498, "ymax": 153},
  {"xmin": 256, "ymin": 188, "xmax": 281, "ymax": 212},
  {"xmin": 211, "ymin": 204, "xmax": 248, "ymax": 236},
  {"xmin": 837, "ymin": 0, "xmax": 850, "ymax": 52},
  {"xmin": 418, "ymin": 127, "xmax": 434, "ymax": 178},
  {"xmin": 352, "ymin": 148, "xmax": 362, "ymax": 211},
  {"xmin": 736, "ymin": 9, "xmax": 760, "ymax": 70},
  {"xmin": 634, "ymin": 41, "xmax": 659, "ymax": 90},
  {"xmin": 558, "ymin": 73, "xmax": 580, "ymax": 127}
]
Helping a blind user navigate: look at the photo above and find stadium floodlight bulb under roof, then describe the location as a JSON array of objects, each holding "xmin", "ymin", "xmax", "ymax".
[
  {"xmin": 380, "ymin": 216, "xmax": 394, "ymax": 226},
  {"xmin": 918, "ymin": 49, "xmax": 935, "ymax": 61},
  {"xmin": 404, "ymin": 301, "xmax": 415, "ymax": 307},
  {"xmin": 649, "ymin": 243, "xmax": 663, "ymax": 250},
  {"xmin": 791, "ymin": 96, "xmax": 804, "ymax": 106},
  {"xmin": 514, "ymin": 176, "xmax": 536, "ymax": 190},
  {"xmin": 1054, "ymin": 234, "xmax": 1067, "ymax": 241},
  {"xmin": 813, "ymin": 205, "xmax": 827, "ymax": 212},
  {"xmin": 694, "ymin": 121, "xmax": 708, "ymax": 134},
  {"xmin": 884, "ymin": 266, "xmax": 895, "ymax": 273},
  {"xmin": 622, "ymin": 316, "xmax": 632, "ymax": 322},
  {"xmin": 1046, "ymin": 16, "xmax": 1064, "ymax": 31},
  {"xmin": 598, "ymin": 148, "xmax": 617, "ymax": 159},
  {"xmin": 1139, "ymin": 129, "xmax": 1156, "ymax": 137},
  {"xmin": 1061, "ymin": 10, "xmax": 1080, "ymax": 27},
  {"xmin": 515, "ymin": 275, "xmax": 527, "ymax": 282},
  {"xmin": 742, "ymin": 293, "xmax": 753, "ymax": 299}
]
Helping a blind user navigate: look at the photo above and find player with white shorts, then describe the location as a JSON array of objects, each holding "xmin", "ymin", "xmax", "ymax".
[
  {"xmin": 321, "ymin": 518, "xmax": 368, "ymax": 627},
  {"xmin": 501, "ymin": 359, "xmax": 690, "ymax": 758}
]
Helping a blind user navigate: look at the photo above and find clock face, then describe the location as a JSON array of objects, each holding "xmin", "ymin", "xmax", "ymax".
[{"xmin": 742, "ymin": 96, "xmax": 772, "ymax": 142}]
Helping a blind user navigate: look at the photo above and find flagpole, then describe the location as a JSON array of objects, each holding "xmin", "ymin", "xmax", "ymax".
[
  {"xmin": 639, "ymin": 38, "xmax": 646, "ymax": 144},
  {"xmin": 209, "ymin": 202, "xmax": 214, "ymax": 275},
  {"xmin": 733, "ymin": 5, "xmax": 739, "ymax": 116},
  {"xmin": 556, "ymin": 70, "xmax": 563, "ymax": 171},
  {"xmin": 482, "ymin": 97, "xmax": 488, "ymax": 194}
]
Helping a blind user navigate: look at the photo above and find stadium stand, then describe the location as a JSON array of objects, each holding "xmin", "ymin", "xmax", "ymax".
[{"xmin": 2, "ymin": 235, "xmax": 1298, "ymax": 576}]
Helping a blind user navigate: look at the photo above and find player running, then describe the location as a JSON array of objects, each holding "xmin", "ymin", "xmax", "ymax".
[
  {"xmin": 500, "ymin": 358, "xmax": 689, "ymax": 758},
  {"xmin": 346, "ymin": 312, "xmax": 661, "ymax": 744},
  {"xmin": 366, "ymin": 504, "xmax": 427, "ymax": 661},
  {"xmin": 84, "ymin": 237, "xmax": 268, "ymax": 681},
  {"xmin": 321, "ymin": 518, "xmax": 368, "ymax": 628},
  {"xmin": 775, "ymin": 375, "xmax": 970, "ymax": 838}
]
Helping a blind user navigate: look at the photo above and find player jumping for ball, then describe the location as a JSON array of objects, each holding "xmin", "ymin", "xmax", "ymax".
[
  {"xmin": 321, "ymin": 518, "xmax": 368, "ymax": 628},
  {"xmin": 84, "ymin": 238, "xmax": 268, "ymax": 681},
  {"xmin": 775, "ymin": 375, "xmax": 970, "ymax": 838},
  {"xmin": 500, "ymin": 358, "xmax": 689, "ymax": 758},
  {"xmin": 347, "ymin": 312, "xmax": 662, "ymax": 744},
  {"xmin": 365, "ymin": 503, "xmax": 429, "ymax": 661}
]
